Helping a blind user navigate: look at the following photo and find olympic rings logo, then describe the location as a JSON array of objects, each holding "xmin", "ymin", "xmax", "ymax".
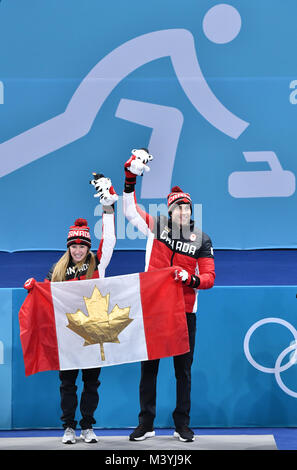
[{"xmin": 243, "ymin": 317, "xmax": 297, "ymax": 398}]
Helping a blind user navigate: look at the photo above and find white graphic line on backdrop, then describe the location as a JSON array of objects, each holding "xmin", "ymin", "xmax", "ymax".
[
  {"xmin": 116, "ymin": 99, "xmax": 184, "ymax": 198},
  {"xmin": 0, "ymin": 28, "xmax": 248, "ymax": 179},
  {"xmin": 244, "ymin": 317, "xmax": 297, "ymax": 398},
  {"xmin": 228, "ymin": 151, "xmax": 296, "ymax": 198}
]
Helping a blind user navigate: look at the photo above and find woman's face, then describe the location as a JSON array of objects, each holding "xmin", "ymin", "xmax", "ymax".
[{"xmin": 69, "ymin": 244, "xmax": 89, "ymax": 263}]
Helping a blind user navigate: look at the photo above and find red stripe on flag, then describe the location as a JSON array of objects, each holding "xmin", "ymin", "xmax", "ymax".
[
  {"xmin": 19, "ymin": 282, "xmax": 60, "ymax": 376},
  {"xmin": 139, "ymin": 267, "xmax": 189, "ymax": 360}
]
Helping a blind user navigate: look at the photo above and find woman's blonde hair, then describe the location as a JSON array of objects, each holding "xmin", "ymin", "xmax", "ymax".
[{"xmin": 51, "ymin": 248, "xmax": 96, "ymax": 282}]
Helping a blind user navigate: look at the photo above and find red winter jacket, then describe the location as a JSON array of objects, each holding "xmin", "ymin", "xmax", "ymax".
[{"xmin": 123, "ymin": 191, "xmax": 215, "ymax": 313}]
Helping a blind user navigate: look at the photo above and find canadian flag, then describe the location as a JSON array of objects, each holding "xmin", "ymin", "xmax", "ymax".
[{"xmin": 19, "ymin": 267, "xmax": 189, "ymax": 376}]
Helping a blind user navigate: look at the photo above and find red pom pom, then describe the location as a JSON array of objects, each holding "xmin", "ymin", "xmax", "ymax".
[
  {"xmin": 171, "ymin": 186, "xmax": 183, "ymax": 193},
  {"xmin": 74, "ymin": 218, "xmax": 88, "ymax": 227}
]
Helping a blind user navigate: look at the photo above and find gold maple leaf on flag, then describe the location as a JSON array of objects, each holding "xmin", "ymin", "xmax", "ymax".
[{"xmin": 66, "ymin": 286, "xmax": 133, "ymax": 361}]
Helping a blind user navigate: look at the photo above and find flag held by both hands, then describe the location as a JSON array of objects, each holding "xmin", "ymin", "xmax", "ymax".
[{"xmin": 19, "ymin": 267, "xmax": 190, "ymax": 376}]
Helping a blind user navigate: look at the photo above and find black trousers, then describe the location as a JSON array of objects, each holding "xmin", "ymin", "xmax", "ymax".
[
  {"xmin": 59, "ymin": 368, "xmax": 101, "ymax": 430},
  {"xmin": 138, "ymin": 312, "xmax": 197, "ymax": 428}
]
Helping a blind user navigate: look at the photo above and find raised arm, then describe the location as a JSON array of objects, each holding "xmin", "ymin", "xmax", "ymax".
[
  {"xmin": 90, "ymin": 173, "xmax": 118, "ymax": 277},
  {"xmin": 123, "ymin": 148, "xmax": 155, "ymax": 235},
  {"xmin": 96, "ymin": 206, "xmax": 116, "ymax": 277}
]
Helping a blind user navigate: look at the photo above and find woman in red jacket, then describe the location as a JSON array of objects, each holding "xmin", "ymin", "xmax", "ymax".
[
  {"xmin": 123, "ymin": 149, "xmax": 215, "ymax": 443},
  {"xmin": 24, "ymin": 175, "xmax": 117, "ymax": 445}
]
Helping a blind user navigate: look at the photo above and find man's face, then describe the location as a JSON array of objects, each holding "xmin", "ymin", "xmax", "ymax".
[{"xmin": 171, "ymin": 203, "xmax": 191, "ymax": 226}]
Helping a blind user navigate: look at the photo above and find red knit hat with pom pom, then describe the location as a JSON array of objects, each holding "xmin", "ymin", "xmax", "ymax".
[
  {"xmin": 167, "ymin": 186, "xmax": 192, "ymax": 213},
  {"xmin": 67, "ymin": 218, "xmax": 91, "ymax": 248}
]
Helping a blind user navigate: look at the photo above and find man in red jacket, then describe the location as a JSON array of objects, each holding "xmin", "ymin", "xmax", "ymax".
[{"xmin": 123, "ymin": 149, "xmax": 215, "ymax": 442}]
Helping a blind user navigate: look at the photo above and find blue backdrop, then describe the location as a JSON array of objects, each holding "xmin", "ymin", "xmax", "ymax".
[{"xmin": 0, "ymin": 0, "xmax": 297, "ymax": 251}]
